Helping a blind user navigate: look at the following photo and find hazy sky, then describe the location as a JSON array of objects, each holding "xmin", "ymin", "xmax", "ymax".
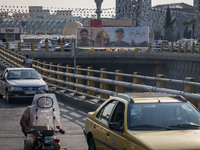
[{"xmin": 0, "ymin": 0, "xmax": 193, "ymax": 9}]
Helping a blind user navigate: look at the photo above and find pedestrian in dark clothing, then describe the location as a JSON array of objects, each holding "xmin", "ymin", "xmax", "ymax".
[
  {"xmin": 57, "ymin": 38, "xmax": 61, "ymax": 44},
  {"xmin": 45, "ymin": 38, "xmax": 48, "ymax": 43},
  {"xmin": 62, "ymin": 38, "xmax": 65, "ymax": 44},
  {"xmin": 23, "ymin": 55, "xmax": 32, "ymax": 68}
]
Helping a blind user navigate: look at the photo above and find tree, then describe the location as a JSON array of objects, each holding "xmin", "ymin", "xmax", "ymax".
[
  {"xmin": 189, "ymin": 19, "xmax": 197, "ymax": 38},
  {"xmin": 183, "ymin": 21, "xmax": 191, "ymax": 38},
  {"xmin": 176, "ymin": 32, "xmax": 180, "ymax": 40},
  {"xmin": 21, "ymin": 21, "xmax": 26, "ymax": 27},
  {"xmin": 183, "ymin": 19, "xmax": 197, "ymax": 39},
  {"xmin": 154, "ymin": 30, "xmax": 161, "ymax": 40},
  {"xmin": 164, "ymin": 27, "xmax": 176, "ymax": 41},
  {"xmin": 163, "ymin": 6, "xmax": 176, "ymax": 41},
  {"xmin": 164, "ymin": 6, "xmax": 175, "ymax": 30}
]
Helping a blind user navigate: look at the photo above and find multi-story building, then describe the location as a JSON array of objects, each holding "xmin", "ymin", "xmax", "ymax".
[
  {"xmin": 1, "ymin": 1, "xmax": 200, "ymax": 38},
  {"xmin": 29, "ymin": 6, "xmax": 49, "ymax": 18},
  {"xmin": 116, "ymin": 0, "xmax": 200, "ymax": 39},
  {"xmin": 55, "ymin": 10, "xmax": 73, "ymax": 18}
]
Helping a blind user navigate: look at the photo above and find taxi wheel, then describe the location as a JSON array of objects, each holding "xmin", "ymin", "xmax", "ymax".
[{"xmin": 88, "ymin": 137, "xmax": 96, "ymax": 150}]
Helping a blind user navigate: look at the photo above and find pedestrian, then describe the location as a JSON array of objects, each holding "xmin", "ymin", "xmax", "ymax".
[
  {"xmin": 57, "ymin": 37, "xmax": 61, "ymax": 44},
  {"xmin": 45, "ymin": 38, "xmax": 48, "ymax": 43},
  {"xmin": 62, "ymin": 38, "xmax": 65, "ymax": 44},
  {"xmin": 23, "ymin": 55, "xmax": 32, "ymax": 68}
]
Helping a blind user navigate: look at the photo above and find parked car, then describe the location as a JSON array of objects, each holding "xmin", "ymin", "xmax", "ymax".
[
  {"xmin": 152, "ymin": 40, "xmax": 169, "ymax": 51},
  {"xmin": 0, "ymin": 42, "xmax": 16, "ymax": 51},
  {"xmin": 83, "ymin": 93, "xmax": 200, "ymax": 150},
  {"xmin": 54, "ymin": 43, "xmax": 72, "ymax": 52},
  {"xmin": 174, "ymin": 38, "xmax": 198, "ymax": 52},
  {"xmin": 0, "ymin": 68, "xmax": 48, "ymax": 103},
  {"xmin": 38, "ymin": 39, "xmax": 53, "ymax": 48}
]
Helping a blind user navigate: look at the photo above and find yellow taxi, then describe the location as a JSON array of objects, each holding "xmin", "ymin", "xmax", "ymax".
[{"xmin": 83, "ymin": 93, "xmax": 200, "ymax": 150}]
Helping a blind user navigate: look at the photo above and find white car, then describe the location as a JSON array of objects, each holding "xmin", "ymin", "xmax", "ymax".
[
  {"xmin": 54, "ymin": 43, "xmax": 72, "ymax": 52},
  {"xmin": 38, "ymin": 39, "xmax": 53, "ymax": 48},
  {"xmin": 174, "ymin": 39, "xmax": 198, "ymax": 52},
  {"xmin": 0, "ymin": 42, "xmax": 15, "ymax": 51},
  {"xmin": 152, "ymin": 40, "xmax": 169, "ymax": 51}
]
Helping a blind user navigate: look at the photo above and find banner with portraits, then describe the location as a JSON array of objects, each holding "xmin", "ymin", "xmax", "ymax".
[{"xmin": 76, "ymin": 27, "xmax": 149, "ymax": 48}]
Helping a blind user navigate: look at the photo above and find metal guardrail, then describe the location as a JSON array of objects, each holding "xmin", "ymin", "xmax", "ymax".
[
  {"xmin": 1, "ymin": 46, "xmax": 200, "ymax": 103},
  {"xmin": 34, "ymin": 65, "xmax": 200, "ymax": 101},
  {"xmin": 2, "ymin": 41, "xmax": 200, "ymax": 53},
  {"xmin": 39, "ymin": 61, "xmax": 200, "ymax": 87}
]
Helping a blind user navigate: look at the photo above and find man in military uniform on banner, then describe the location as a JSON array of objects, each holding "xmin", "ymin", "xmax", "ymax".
[{"xmin": 109, "ymin": 28, "xmax": 130, "ymax": 47}]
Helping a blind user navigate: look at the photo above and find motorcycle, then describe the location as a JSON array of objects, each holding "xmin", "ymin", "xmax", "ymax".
[
  {"xmin": 24, "ymin": 93, "xmax": 62, "ymax": 150},
  {"xmin": 25, "ymin": 128, "xmax": 60, "ymax": 150}
]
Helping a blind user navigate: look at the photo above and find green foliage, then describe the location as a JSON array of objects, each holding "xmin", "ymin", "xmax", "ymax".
[
  {"xmin": 176, "ymin": 32, "xmax": 180, "ymax": 40},
  {"xmin": 164, "ymin": 7, "xmax": 173, "ymax": 29},
  {"xmin": 154, "ymin": 30, "xmax": 161, "ymax": 40},
  {"xmin": 183, "ymin": 26, "xmax": 191, "ymax": 38},
  {"xmin": 163, "ymin": 7, "xmax": 176, "ymax": 41},
  {"xmin": 164, "ymin": 27, "xmax": 176, "ymax": 41},
  {"xmin": 183, "ymin": 19, "xmax": 197, "ymax": 39}
]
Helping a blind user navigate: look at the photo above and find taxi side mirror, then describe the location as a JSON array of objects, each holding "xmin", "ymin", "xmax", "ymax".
[{"xmin": 109, "ymin": 122, "xmax": 124, "ymax": 132}]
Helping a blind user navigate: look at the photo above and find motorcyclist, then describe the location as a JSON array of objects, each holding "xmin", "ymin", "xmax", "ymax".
[{"xmin": 20, "ymin": 93, "xmax": 65, "ymax": 150}]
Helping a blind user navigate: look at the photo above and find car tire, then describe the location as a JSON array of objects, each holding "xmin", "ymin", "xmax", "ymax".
[
  {"xmin": 6, "ymin": 91, "xmax": 12, "ymax": 103},
  {"xmin": 0, "ymin": 94, "xmax": 3, "ymax": 99},
  {"xmin": 88, "ymin": 137, "xmax": 96, "ymax": 150}
]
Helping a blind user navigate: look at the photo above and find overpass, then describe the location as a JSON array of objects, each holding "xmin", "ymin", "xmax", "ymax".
[
  {"xmin": 1, "ymin": 45, "xmax": 200, "ymax": 109},
  {"xmin": 18, "ymin": 46, "xmax": 200, "ymax": 90}
]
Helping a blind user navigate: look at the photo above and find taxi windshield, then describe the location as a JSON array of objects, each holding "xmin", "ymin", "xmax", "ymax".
[{"xmin": 127, "ymin": 102, "xmax": 200, "ymax": 130}]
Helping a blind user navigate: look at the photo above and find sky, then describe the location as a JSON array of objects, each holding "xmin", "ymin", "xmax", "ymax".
[{"xmin": 0, "ymin": 0, "xmax": 193, "ymax": 9}]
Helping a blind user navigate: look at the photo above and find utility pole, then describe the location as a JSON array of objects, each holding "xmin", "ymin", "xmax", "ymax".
[{"xmin": 95, "ymin": 0, "xmax": 103, "ymax": 19}]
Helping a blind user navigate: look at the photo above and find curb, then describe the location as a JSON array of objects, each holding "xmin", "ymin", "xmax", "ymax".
[{"xmin": 49, "ymin": 88, "xmax": 102, "ymax": 111}]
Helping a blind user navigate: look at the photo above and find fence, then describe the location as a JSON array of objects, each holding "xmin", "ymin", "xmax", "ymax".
[
  {"xmin": 0, "ymin": 45, "xmax": 200, "ymax": 108},
  {"xmin": 2, "ymin": 41, "xmax": 200, "ymax": 53}
]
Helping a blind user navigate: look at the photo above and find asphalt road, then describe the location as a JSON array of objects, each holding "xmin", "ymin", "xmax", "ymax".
[{"xmin": 0, "ymin": 97, "xmax": 89, "ymax": 150}]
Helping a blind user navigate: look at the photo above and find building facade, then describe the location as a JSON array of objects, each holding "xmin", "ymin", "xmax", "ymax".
[{"xmin": 116, "ymin": 0, "xmax": 200, "ymax": 39}]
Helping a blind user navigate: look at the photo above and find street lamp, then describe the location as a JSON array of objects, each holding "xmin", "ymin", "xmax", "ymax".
[{"xmin": 95, "ymin": 0, "xmax": 103, "ymax": 19}]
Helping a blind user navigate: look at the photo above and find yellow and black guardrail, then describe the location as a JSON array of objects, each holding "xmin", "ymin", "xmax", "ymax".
[{"xmin": 0, "ymin": 45, "xmax": 200, "ymax": 108}]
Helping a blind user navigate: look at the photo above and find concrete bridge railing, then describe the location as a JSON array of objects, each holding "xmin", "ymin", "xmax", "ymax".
[{"xmin": 1, "ymin": 45, "xmax": 200, "ymax": 108}]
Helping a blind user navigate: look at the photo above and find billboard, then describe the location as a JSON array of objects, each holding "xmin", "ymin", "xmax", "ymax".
[{"xmin": 76, "ymin": 27, "xmax": 149, "ymax": 48}]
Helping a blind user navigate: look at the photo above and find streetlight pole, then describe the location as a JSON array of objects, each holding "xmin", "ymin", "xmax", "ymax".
[
  {"xmin": 71, "ymin": 39, "xmax": 76, "ymax": 74},
  {"xmin": 95, "ymin": 0, "xmax": 103, "ymax": 19}
]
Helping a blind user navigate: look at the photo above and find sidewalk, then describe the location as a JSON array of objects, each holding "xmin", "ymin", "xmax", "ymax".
[{"xmin": 49, "ymin": 87, "xmax": 102, "ymax": 111}]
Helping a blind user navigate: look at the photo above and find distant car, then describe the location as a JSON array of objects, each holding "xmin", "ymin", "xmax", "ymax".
[
  {"xmin": 0, "ymin": 68, "xmax": 48, "ymax": 103},
  {"xmin": 38, "ymin": 39, "xmax": 53, "ymax": 48},
  {"xmin": 83, "ymin": 93, "xmax": 200, "ymax": 150},
  {"xmin": 174, "ymin": 39, "xmax": 198, "ymax": 52},
  {"xmin": 0, "ymin": 42, "xmax": 15, "ymax": 51},
  {"xmin": 54, "ymin": 43, "xmax": 71, "ymax": 52},
  {"xmin": 152, "ymin": 40, "xmax": 169, "ymax": 51}
]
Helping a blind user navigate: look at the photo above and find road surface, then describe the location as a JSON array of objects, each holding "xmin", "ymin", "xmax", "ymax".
[{"xmin": 0, "ymin": 97, "xmax": 88, "ymax": 150}]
